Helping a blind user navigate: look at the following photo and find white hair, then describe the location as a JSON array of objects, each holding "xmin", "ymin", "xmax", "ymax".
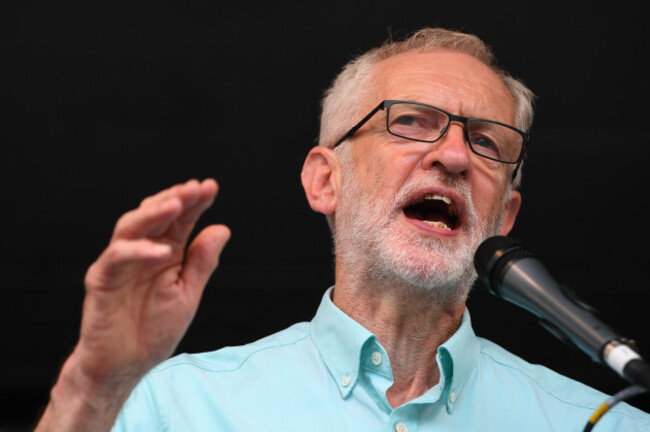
[{"xmin": 319, "ymin": 27, "xmax": 536, "ymax": 186}]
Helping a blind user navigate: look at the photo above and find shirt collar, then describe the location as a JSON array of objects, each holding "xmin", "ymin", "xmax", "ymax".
[
  {"xmin": 311, "ymin": 287, "xmax": 375, "ymax": 398},
  {"xmin": 435, "ymin": 307, "xmax": 481, "ymax": 413},
  {"xmin": 310, "ymin": 286, "xmax": 480, "ymax": 409}
]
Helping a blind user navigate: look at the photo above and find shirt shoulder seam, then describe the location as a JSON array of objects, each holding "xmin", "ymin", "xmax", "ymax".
[
  {"xmin": 480, "ymin": 349, "xmax": 649, "ymax": 425},
  {"xmin": 156, "ymin": 331, "xmax": 312, "ymax": 374}
]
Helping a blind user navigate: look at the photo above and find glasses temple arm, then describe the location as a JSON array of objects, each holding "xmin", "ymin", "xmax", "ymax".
[
  {"xmin": 510, "ymin": 144, "xmax": 527, "ymax": 182},
  {"xmin": 333, "ymin": 102, "xmax": 386, "ymax": 147}
]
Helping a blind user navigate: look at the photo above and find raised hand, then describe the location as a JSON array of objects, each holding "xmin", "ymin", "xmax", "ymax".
[{"xmin": 36, "ymin": 178, "xmax": 230, "ymax": 432}]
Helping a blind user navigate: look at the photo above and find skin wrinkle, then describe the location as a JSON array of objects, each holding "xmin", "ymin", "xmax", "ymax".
[
  {"xmin": 377, "ymin": 51, "xmax": 516, "ymax": 127},
  {"xmin": 334, "ymin": 153, "xmax": 509, "ymax": 405},
  {"xmin": 334, "ymin": 143, "xmax": 507, "ymax": 306},
  {"xmin": 325, "ymin": 49, "xmax": 521, "ymax": 407},
  {"xmin": 33, "ymin": 31, "xmax": 539, "ymax": 432},
  {"xmin": 333, "ymin": 143, "xmax": 507, "ymax": 401}
]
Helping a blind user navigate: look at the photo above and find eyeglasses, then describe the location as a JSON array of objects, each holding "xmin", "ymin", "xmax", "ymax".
[{"xmin": 333, "ymin": 100, "xmax": 529, "ymax": 180}]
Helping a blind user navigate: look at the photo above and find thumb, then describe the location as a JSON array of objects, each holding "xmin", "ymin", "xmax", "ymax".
[{"xmin": 181, "ymin": 224, "xmax": 231, "ymax": 302}]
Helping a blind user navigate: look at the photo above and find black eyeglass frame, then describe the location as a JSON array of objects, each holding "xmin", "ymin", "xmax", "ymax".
[{"xmin": 333, "ymin": 99, "xmax": 529, "ymax": 181}]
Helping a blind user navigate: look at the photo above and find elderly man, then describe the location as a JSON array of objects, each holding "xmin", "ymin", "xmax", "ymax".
[{"xmin": 36, "ymin": 28, "xmax": 649, "ymax": 431}]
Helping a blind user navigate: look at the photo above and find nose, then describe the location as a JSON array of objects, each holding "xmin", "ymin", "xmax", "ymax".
[{"xmin": 421, "ymin": 122, "xmax": 471, "ymax": 175}]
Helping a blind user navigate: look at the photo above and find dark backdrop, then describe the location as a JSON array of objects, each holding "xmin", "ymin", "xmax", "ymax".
[{"xmin": 2, "ymin": 1, "xmax": 649, "ymax": 430}]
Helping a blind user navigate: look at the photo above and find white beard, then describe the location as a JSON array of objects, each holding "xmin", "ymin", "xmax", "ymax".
[{"xmin": 334, "ymin": 156, "xmax": 508, "ymax": 306}]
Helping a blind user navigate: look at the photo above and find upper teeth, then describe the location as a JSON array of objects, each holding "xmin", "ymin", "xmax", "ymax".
[{"xmin": 423, "ymin": 193, "xmax": 452, "ymax": 205}]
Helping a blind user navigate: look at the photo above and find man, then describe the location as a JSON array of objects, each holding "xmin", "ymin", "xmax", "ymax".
[{"xmin": 35, "ymin": 28, "xmax": 649, "ymax": 431}]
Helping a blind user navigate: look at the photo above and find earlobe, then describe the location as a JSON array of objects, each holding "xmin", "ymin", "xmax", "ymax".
[
  {"xmin": 301, "ymin": 147, "xmax": 340, "ymax": 215},
  {"xmin": 499, "ymin": 190, "xmax": 522, "ymax": 235}
]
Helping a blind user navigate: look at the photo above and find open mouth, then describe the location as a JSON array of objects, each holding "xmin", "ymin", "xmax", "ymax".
[{"xmin": 403, "ymin": 193, "xmax": 459, "ymax": 230}]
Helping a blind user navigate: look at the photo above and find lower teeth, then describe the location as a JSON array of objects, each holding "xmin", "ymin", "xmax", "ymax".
[{"xmin": 424, "ymin": 221, "xmax": 451, "ymax": 230}]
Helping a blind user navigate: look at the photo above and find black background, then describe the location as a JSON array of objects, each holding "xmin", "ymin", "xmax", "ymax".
[{"xmin": 2, "ymin": 1, "xmax": 650, "ymax": 430}]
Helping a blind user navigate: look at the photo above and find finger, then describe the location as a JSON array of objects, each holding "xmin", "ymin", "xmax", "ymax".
[
  {"xmin": 112, "ymin": 179, "xmax": 218, "ymax": 240},
  {"xmin": 86, "ymin": 239, "xmax": 174, "ymax": 289},
  {"xmin": 164, "ymin": 179, "xmax": 219, "ymax": 244},
  {"xmin": 180, "ymin": 224, "xmax": 231, "ymax": 303},
  {"xmin": 139, "ymin": 179, "xmax": 201, "ymax": 210},
  {"xmin": 177, "ymin": 179, "xmax": 218, "ymax": 225},
  {"xmin": 112, "ymin": 197, "xmax": 184, "ymax": 240}
]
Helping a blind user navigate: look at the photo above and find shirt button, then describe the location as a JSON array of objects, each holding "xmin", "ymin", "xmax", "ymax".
[
  {"xmin": 395, "ymin": 423, "xmax": 408, "ymax": 432},
  {"xmin": 341, "ymin": 376, "xmax": 351, "ymax": 387},
  {"xmin": 371, "ymin": 351, "xmax": 383, "ymax": 366},
  {"xmin": 449, "ymin": 391, "xmax": 456, "ymax": 403}
]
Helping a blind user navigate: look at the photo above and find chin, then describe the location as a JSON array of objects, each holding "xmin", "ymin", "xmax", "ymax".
[
  {"xmin": 373, "ymin": 242, "xmax": 478, "ymax": 304},
  {"xmin": 360, "ymin": 230, "xmax": 476, "ymax": 304}
]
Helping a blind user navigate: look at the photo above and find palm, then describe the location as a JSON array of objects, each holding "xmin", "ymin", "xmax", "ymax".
[{"xmin": 74, "ymin": 179, "xmax": 230, "ymax": 383}]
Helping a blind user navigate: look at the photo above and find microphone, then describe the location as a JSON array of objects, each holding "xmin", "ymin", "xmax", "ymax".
[{"xmin": 474, "ymin": 235, "xmax": 650, "ymax": 390}]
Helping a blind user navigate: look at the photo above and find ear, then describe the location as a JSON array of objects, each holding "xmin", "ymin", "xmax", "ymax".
[
  {"xmin": 301, "ymin": 146, "xmax": 341, "ymax": 215},
  {"xmin": 499, "ymin": 189, "xmax": 522, "ymax": 235}
]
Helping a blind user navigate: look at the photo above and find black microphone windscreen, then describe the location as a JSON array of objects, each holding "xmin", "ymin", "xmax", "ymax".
[{"xmin": 474, "ymin": 235, "xmax": 522, "ymax": 279}]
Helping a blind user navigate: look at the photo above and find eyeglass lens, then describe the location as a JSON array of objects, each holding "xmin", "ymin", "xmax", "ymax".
[{"xmin": 386, "ymin": 102, "xmax": 523, "ymax": 163}]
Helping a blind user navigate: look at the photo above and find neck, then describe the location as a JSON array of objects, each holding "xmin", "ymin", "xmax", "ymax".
[{"xmin": 332, "ymin": 261, "xmax": 466, "ymax": 408}]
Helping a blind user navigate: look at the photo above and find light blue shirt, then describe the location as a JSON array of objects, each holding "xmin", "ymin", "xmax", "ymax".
[{"xmin": 113, "ymin": 288, "xmax": 649, "ymax": 431}]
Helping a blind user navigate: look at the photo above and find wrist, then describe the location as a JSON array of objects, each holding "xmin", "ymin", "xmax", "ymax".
[
  {"xmin": 60, "ymin": 353, "xmax": 136, "ymax": 404},
  {"xmin": 35, "ymin": 353, "xmax": 140, "ymax": 432}
]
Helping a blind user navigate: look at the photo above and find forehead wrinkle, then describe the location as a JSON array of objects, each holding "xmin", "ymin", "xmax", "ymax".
[
  {"xmin": 369, "ymin": 50, "xmax": 516, "ymax": 126},
  {"xmin": 387, "ymin": 74, "xmax": 513, "ymax": 124}
]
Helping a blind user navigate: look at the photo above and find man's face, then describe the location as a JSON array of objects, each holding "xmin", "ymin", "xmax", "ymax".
[{"xmin": 333, "ymin": 49, "xmax": 521, "ymax": 303}]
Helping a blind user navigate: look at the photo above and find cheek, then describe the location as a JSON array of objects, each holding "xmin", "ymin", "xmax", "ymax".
[
  {"xmin": 470, "ymin": 172, "xmax": 509, "ymax": 220},
  {"xmin": 358, "ymin": 151, "xmax": 420, "ymax": 192}
]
